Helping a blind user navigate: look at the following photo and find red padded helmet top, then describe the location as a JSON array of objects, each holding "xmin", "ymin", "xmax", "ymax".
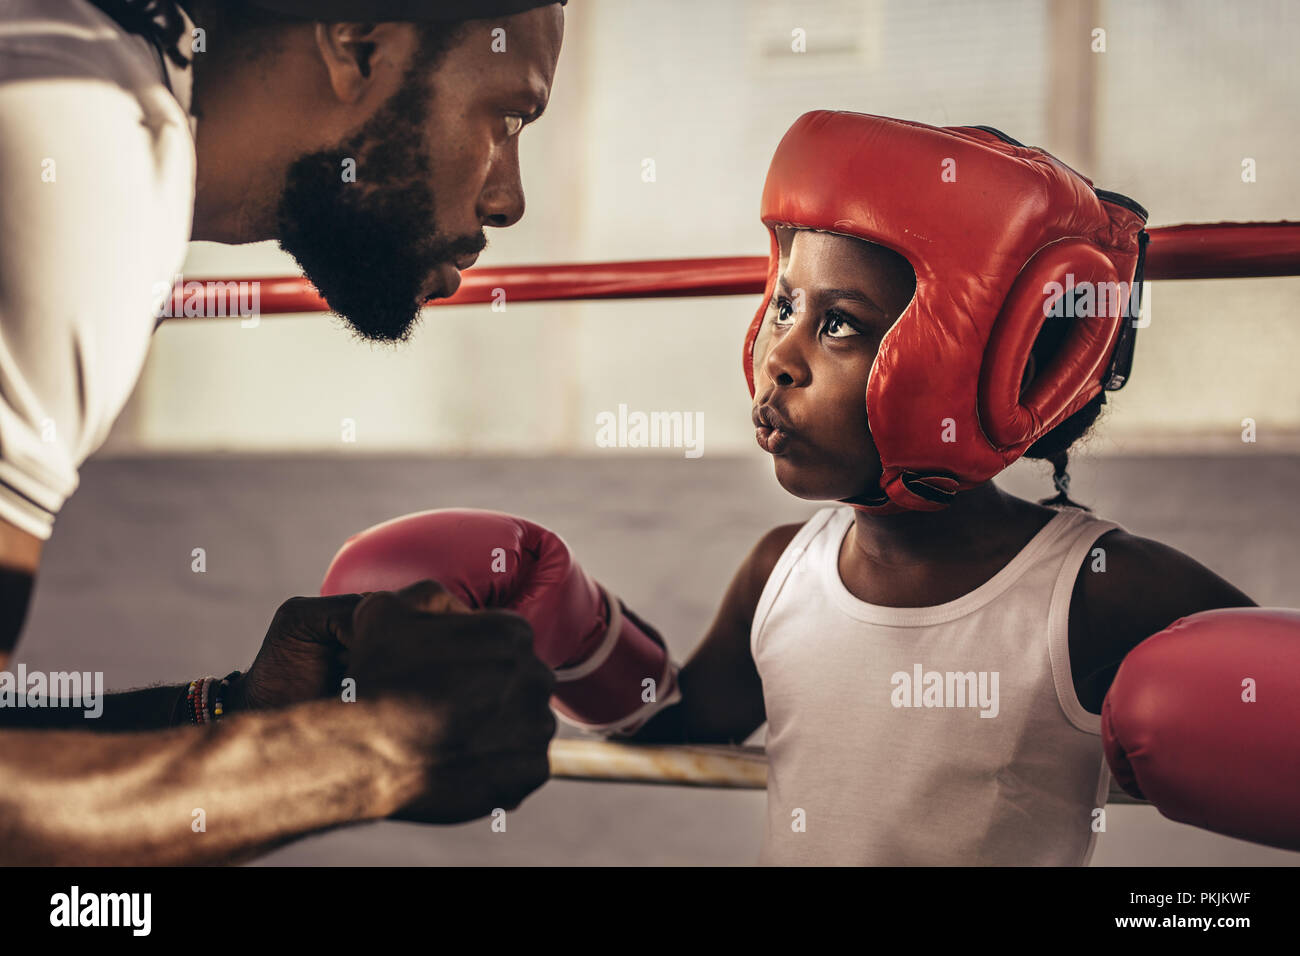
[{"xmin": 744, "ymin": 111, "xmax": 1146, "ymax": 513}]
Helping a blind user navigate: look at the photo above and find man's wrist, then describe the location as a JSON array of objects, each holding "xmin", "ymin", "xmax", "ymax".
[
  {"xmin": 222, "ymin": 671, "xmax": 248, "ymax": 714},
  {"xmin": 168, "ymin": 683, "xmax": 189, "ymax": 726},
  {"xmin": 359, "ymin": 697, "xmax": 439, "ymax": 818},
  {"xmin": 80, "ymin": 684, "xmax": 195, "ymax": 732},
  {"xmin": 174, "ymin": 671, "xmax": 243, "ymax": 725}
]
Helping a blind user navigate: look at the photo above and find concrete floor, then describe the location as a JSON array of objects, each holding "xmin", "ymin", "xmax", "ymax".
[{"xmin": 15, "ymin": 451, "xmax": 1300, "ymax": 866}]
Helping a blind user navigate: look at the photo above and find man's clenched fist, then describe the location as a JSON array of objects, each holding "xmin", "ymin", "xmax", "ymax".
[
  {"xmin": 226, "ymin": 593, "xmax": 361, "ymax": 712},
  {"xmin": 343, "ymin": 580, "xmax": 556, "ymax": 824}
]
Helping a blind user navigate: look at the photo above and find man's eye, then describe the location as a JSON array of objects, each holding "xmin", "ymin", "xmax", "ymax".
[{"xmin": 504, "ymin": 115, "xmax": 525, "ymax": 137}]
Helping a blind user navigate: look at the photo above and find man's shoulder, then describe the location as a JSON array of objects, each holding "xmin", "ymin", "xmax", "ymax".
[{"xmin": 0, "ymin": 0, "xmax": 171, "ymax": 93}]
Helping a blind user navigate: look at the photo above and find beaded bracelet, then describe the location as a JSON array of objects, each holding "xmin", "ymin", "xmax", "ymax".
[
  {"xmin": 213, "ymin": 677, "xmax": 227, "ymax": 720},
  {"xmin": 185, "ymin": 678, "xmax": 205, "ymax": 725},
  {"xmin": 184, "ymin": 672, "xmax": 239, "ymax": 725}
]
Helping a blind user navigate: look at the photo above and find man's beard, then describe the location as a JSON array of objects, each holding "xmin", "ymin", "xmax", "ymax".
[{"xmin": 275, "ymin": 68, "xmax": 485, "ymax": 343}]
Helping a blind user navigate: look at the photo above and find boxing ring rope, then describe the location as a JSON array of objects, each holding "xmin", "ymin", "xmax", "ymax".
[
  {"xmin": 548, "ymin": 740, "xmax": 768, "ymax": 789},
  {"xmin": 170, "ymin": 221, "xmax": 1298, "ymax": 802},
  {"xmin": 547, "ymin": 739, "xmax": 1151, "ymax": 804},
  {"xmin": 163, "ymin": 220, "xmax": 1300, "ymax": 318}
]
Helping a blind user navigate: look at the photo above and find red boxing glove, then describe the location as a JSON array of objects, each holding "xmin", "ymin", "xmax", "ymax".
[
  {"xmin": 1101, "ymin": 607, "xmax": 1300, "ymax": 850},
  {"xmin": 321, "ymin": 509, "xmax": 680, "ymax": 734}
]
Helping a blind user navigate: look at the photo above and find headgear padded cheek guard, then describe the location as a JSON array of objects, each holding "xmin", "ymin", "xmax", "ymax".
[{"xmin": 743, "ymin": 111, "xmax": 1148, "ymax": 514}]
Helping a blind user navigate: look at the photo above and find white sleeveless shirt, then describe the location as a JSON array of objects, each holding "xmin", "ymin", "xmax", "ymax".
[{"xmin": 752, "ymin": 505, "xmax": 1122, "ymax": 866}]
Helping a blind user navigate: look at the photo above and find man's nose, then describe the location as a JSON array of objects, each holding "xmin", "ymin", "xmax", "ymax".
[{"xmin": 478, "ymin": 149, "xmax": 526, "ymax": 229}]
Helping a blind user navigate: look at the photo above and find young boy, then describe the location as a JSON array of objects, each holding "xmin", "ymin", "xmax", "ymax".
[{"xmin": 627, "ymin": 112, "xmax": 1257, "ymax": 865}]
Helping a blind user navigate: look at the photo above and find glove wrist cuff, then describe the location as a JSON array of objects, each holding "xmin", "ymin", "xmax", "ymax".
[{"xmin": 553, "ymin": 585, "xmax": 623, "ymax": 683}]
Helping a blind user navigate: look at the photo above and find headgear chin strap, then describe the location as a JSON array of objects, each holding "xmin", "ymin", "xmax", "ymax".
[
  {"xmin": 246, "ymin": 0, "xmax": 566, "ymax": 20},
  {"xmin": 744, "ymin": 111, "xmax": 1148, "ymax": 515}
]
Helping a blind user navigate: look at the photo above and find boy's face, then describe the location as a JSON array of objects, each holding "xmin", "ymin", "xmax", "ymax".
[{"xmin": 751, "ymin": 229, "xmax": 916, "ymax": 502}]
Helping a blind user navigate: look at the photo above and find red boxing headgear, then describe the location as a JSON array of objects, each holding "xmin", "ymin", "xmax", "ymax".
[{"xmin": 743, "ymin": 111, "xmax": 1148, "ymax": 513}]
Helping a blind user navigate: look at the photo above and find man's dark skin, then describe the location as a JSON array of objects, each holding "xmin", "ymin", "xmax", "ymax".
[{"xmin": 0, "ymin": 4, "xmax": 565, "ymax": 864}]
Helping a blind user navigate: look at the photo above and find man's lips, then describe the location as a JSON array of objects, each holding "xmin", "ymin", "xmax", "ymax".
[
  {"xmin": 753, "ymin": 403, "xmax": 798, "ymax": 455},
  {"xmin": 422, "ymin": 263, "xmax": 461, "ymax": 301},
  {"xmin": 421, "ymin": 255, "xmax": 480, "ymax": 301}
]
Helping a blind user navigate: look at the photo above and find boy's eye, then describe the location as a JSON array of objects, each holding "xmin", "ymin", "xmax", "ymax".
[
  {"xmin": 504, "ymin": 115, "xmax": 525, "ymax": 137},
  {"xmin": 824, "ymin": 313, "xmax": 860, "ymax": 338},
  {"xmin": 772, "ymin": 301, "xmax": 863, "ymax": 338}
]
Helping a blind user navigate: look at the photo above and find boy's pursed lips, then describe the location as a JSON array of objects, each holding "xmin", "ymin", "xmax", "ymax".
[{"xmin": 754, "ymin": 400, "xmax": 799, "ymax": 455}]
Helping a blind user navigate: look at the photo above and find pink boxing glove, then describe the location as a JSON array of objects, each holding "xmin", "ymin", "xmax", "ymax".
[
  {"xmin": 321, "ymin": 509, "xmax": 680, "ymax": 735},
  {"xmin": 1101, "ymin": 606, "xmax": 1300, "ymax": 850}
]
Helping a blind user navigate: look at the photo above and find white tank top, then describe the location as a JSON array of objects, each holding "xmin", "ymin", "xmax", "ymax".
[{"xmin": 752, "ymin": 504, "xmax": 1123, "ymax": 866}]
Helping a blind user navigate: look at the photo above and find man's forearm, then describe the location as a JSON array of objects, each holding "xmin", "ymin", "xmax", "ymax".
[{"xmin": 0, "ymin": 697, "xmax": 427, "ymax": 865}]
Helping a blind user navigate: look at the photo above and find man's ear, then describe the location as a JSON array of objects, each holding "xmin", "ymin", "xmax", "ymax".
[{"xmin": 314, "ymin": 22, "xmax": 413, "ymax": 103}]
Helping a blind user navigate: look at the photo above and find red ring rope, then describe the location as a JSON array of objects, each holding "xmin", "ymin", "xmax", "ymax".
[{"xmin": 161, "ymin": 220, "xmax": 1300, "ymax": 319}]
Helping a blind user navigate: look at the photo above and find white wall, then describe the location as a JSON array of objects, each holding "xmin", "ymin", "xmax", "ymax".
[{"xmin": 105, "ymin": 0, "xmax": 1300, "ymax": 456}]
